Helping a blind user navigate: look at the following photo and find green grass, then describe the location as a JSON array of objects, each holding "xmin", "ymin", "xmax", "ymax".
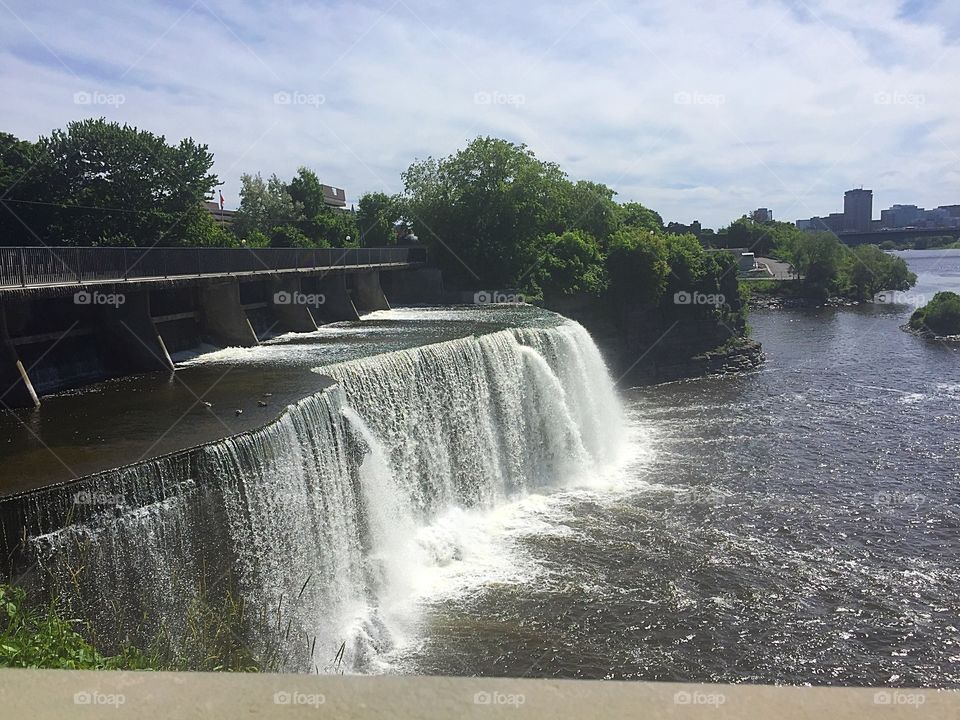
[
  {"xmin": 0, "ymin": 584, "xmax": 143, "ymax": 669},
  {"xmin": 0, "ymin": 582, "xmax": 266, "ymax": 671}
]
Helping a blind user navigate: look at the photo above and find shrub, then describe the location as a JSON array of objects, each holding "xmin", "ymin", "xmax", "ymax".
[{"xmin": 909, "ymin": 291, "xmax": 960, "ymax": 336}]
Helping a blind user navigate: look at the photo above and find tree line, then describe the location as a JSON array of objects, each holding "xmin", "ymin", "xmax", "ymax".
[
  {"xmin": 5, "ymin": 119, "xmax": 906, "ymax": 312},
  {"xmin": 1, "ymin": 122, "xmax": 742, "ymax": 308}
]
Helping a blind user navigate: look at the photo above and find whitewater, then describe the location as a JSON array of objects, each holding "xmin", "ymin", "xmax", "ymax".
[{"xmin": 21, "ymin": 312, "xmax": 627, "ymax": 673}]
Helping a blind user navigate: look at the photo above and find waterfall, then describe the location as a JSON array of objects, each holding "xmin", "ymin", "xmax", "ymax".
[{"xmin": 9, "ymin": 318, "xmax": 624, "ymax": 673}]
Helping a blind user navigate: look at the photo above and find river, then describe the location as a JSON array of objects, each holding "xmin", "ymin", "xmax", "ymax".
[
  {"xmin": 3, "ymin": 250, "xmax": 958, "ymax": 686},
  {"xmin": 390, "ymin": 249, "xmax": 960, "ymax": 685}
]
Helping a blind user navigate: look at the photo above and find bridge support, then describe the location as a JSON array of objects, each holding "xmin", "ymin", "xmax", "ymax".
[
  {"xmin": 197, "ymin": 279, "xmax": 259, "ymax": 348},
  {"xmin": 311, "ymin": 275, "xmax": 360, "ymax": 322},
  {"xmin": 96, "ymin": 291, "xmax": 174, "ymax": 374},
  {"xmin": 268, "ymin": 277, "xmax": 318, "ymax": 333},
  {"xmin": 0, "ymin": 303, "xmax": 39, "ymax": 409},
  {"xmin": 353, "ymin": 271, "xmax": 390, "ymax": 313}
]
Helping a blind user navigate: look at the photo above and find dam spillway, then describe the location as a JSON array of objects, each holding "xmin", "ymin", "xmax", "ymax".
[{"xmin": 0, "ymin": 307, "xmax": 625, "ymax": 673}]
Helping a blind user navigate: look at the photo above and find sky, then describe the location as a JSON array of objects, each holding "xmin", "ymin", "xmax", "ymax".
[{"xmin": 1, "ymin": 0, "xmax": 958, "ymax": 228}]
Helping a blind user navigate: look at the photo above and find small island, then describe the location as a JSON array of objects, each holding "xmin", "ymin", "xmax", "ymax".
[{"xmin": 906, "ymin": 292, "xmax": 960, "ymax": 340}]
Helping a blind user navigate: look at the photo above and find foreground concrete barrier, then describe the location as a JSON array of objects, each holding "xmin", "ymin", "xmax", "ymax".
[{"xmin": 0, "ymin": 669, "xmax": 952, "ymax": 719}]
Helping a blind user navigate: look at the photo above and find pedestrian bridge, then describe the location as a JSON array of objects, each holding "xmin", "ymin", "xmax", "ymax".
[{"xmin": 0, "ymin": 245, "xmax": 426, "ymax": 290}]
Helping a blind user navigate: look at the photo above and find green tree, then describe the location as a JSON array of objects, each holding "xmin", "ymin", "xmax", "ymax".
[
  {"xmin": 357, "ymin": 191, "xmax": 400, "ymax": 246},
  {"xmin": 1, "ymin": 120, "xmax": 218, "ymax": 247},
  {"xmin": 775, "ymin": 231, "xmax": 846, "ymax": 297},
  {"xmin": 298, "ymin": 210, "xmax": 355, "ymax": 247},
  {"xmin": 844, "ymin": 244, "xmax": 916, "ymax": 300},
  {"xmin": 606, "ymin": 226, "xmax": 669, "ymax": 306},
  {"xmin": 909, "ymin": 291, "xmax": 960, "ymax": 336},
  {"xmin": 563, "ymin": 180, "xmax": 619, "ymax": 245},
  {"xmin": 0, "ymin": 132, "xmax": 45, "ymax": 246},
  {"xmin": 402, "ymin": 136, "xmax": 568, "ymax": 289},
  {"xmin": 233, "ymin": 172, "xmax": 297, "ymax": 240},
  {"xmin": 534, "ymin": 230, "xmax": 607, "ymax": 296},
  {"xmin": 268, "ymin": 225, "xmax": 312, "ymax": 248},
  {"xmin": 617, "ymin": 202, "xmax": 663, "ymax": 233},
  {"xmin": 286, "ymin": 166, "xmax": 327, "ymax": 218}
]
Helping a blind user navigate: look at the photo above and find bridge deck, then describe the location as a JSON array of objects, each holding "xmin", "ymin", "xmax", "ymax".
[
  {"xmin": 0, "ymin": 261, "xmax": 419, "ymax": 293},
  {"xmin": 0, "ymin": 246, "xmax": 426, "ymax": 291}
]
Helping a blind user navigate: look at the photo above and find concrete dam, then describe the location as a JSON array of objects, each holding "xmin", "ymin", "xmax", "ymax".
[
  {"xmin": 0, "ymin": 245, "xmax": 436, "ymax": 408},
  {"xmin": 0, "ymin": 306, "xmax": 622, "ymax": 674}
]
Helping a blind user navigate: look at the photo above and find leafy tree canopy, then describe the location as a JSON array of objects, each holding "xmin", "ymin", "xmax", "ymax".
[{"xmin": 1, "ymin": 119, "xmax": 219, "ymax": 247}]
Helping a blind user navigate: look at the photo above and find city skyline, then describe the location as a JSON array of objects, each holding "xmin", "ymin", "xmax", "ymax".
[
  {"xmin": 790, "ymin": 186, "xmax": 960, "ymax": 233},
  {"xmin": 2, "ymin": 0, "xmax": 960, "ymax": 228}
]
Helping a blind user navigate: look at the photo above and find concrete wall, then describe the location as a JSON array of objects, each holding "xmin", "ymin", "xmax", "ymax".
[
  {"xmin": 268, "ymin": 276, "xmax": 318, "ymax": 332},
  {"xmin": 307, "ymin": 274, "xmax": 360, "ymax": 322},
  {"xmin": 95, "ymin": 291, "xmax": 173, "ymax": 374},
  {"xmin": 197, "ymin": 279, "xmax": 259, "ymax": 348},
  {"xmin": 353, "ymin": 271, "xmax": 390, "ymax": 313}
]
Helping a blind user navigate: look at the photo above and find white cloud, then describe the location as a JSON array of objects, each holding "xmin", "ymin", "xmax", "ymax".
[{"xmin": 1, "ymin": 0, "xmax": 957, "ymax": 227}]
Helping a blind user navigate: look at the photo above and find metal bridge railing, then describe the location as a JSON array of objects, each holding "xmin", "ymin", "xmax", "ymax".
[{"xmin": 0, "ymin": 246, "xmax": 428, "ymax": 289}]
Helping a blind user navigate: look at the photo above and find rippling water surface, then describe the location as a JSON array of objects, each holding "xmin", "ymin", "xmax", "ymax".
[{"xmin": 395, "ymin": 250, "xmax": 960, "ymax": 686}]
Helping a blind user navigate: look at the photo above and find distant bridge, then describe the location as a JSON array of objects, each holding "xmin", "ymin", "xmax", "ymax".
[
  {"xmin": 836, "ymin": 227, "xmax": 960, "ymax": 246},
  {"xmin": 0, "ymin": 245, "xmax": 438, "ymax": 408}
]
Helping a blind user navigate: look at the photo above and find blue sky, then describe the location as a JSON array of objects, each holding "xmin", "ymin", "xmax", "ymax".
[{"xmin": 1, "ymin": 0, "xmax": 958, "ymax": 227}]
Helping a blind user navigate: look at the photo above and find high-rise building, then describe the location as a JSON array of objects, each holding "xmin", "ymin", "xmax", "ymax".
[
  {"xmin": 750, "ymin": 208, "xmax": 773, "ymax": 222},
  {"xmin": 843, "ymin": 189, "xmax": 873, "ymax": 231}
]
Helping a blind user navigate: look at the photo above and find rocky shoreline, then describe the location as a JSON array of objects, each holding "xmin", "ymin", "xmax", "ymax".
[
  {"xmin": 749, "ymin": 295, "xmax": 861, "ymax": 310},
  {"xmin": 543, "ymin": 293, "xmax": 765, "ymax": 386},
  {"xmin": 900, "ymin": 324, "xmax": 960, "ymax": 342},
  {"xmin": 644, "ymin": 337, "xmax": 765, "ymax": 383}
]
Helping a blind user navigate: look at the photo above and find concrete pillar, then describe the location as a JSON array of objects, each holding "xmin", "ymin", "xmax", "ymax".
[
  {"xmin": 268, "ymin": 276, "xmax": 318, "ymax": 333},
  {"xmin": 313, "ymin": 274, "xmax": 360, "ymax": 322},
  {"xmin": 353, "ymin": 271, "xmax": 390, "ymax": 313},
  {"xmin": 96, "ymin": 290, "xmax": 174, "ymax": 373},
  {"xmin": 197, "ymin": 279, "xmax": 259, "ymax": 347},
  {"xmin": 0, "ymin": 303, "xmax": 39, "ymax": 409}
]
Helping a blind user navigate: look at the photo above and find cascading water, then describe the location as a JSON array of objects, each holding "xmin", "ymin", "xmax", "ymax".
[{"xmin": 13, "ymin": 317, "xmax": 625, "ymax": 673}]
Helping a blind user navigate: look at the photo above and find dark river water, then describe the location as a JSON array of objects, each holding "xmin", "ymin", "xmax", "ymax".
[{"xmin": 393, "ymin": 249, "xmax": 960, "ymax": 686}]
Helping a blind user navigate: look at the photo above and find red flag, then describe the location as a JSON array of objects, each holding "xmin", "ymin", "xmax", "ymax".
[{"xmin": 219, "ymin": 191, "xmax": 225, "ymax": 210}]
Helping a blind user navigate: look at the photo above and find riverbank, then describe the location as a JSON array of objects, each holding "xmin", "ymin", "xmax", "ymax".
[
  {"xmin": 901, "ymin": 323, "xmax": 960, "ymax": 342},
  {"xmin": 748, "ymin": 294, "xmax": 862, "ymax": 310},
  {"xmin": 544, "ymin": 293, "xmax": 764, "ymax": 385}
]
